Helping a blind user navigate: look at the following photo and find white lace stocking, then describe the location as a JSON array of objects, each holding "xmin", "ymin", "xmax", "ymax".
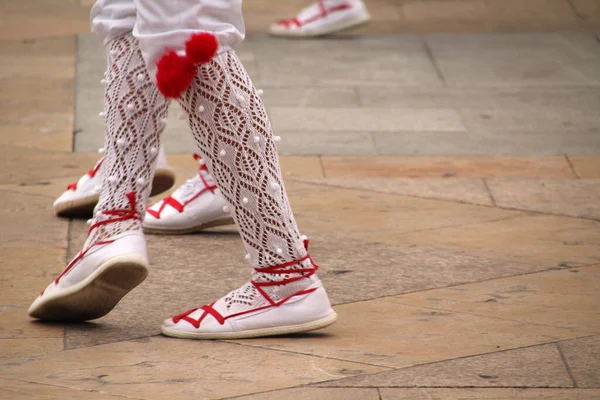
[
  {"xmin": 178, "ymin": 51, "xmax": 316, "ymax": 311},
  {"xmin": 86, "ymin": 33, "xmax": 169, "ymax": 248}
]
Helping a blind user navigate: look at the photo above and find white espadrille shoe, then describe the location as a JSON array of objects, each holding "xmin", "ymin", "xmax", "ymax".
[
  {"xmin": 161, "ymin": 278, "xmax": 337, "ymax": 340},
  {"xmin": 161, "ymin": 245, "xmax": 337, "ymax": 340},
  {"xmin": 53, "ymin": 148, "xmax": 175, "ymax": 217},
  {"xmin": 143, "ymin": 155, "xmax": 233, "ymax": 234},
  {"xmin": 269, "ymin": 0, "xmax": 370, "ymax": 38},
  {"xmin": 30, "ymin": 194, "xmax": 149, "ymax": 321}
]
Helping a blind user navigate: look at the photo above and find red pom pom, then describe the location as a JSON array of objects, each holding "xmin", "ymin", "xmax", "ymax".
[
  {"xmin": 185, "ymin": 33, "xmax": 218, "ymax": 65},
  {"xmin": 156, "ymin": 50, "xmax": 196, "ymax": 99}
]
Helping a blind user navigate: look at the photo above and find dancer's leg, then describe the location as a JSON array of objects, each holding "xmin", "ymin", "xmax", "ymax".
[
  {"xmin": 84, "ymin": 33, "xmax": 166, "ymax": 247},
  {"xmin": 53, "ymin": 0, "xmax": 175, "ymax": 218},
  {"xmin": 29, "ymin": 0, "xmax": 168, "ymax": 321},
  {"xmin": 132, "ymin": 0, "xmax": 336, "ymax": 338}
]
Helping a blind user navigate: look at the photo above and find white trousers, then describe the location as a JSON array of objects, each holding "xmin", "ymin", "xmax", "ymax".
[{"xmin": 91, "ymin": 0, "xmax": 245, "ymax": 78}]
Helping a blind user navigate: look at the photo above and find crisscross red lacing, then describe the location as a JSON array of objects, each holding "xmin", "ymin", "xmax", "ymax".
[
  {"xmin": 66, "ymin": 158, "xmax": 104, "ymax": 191},
  {"xmin": 172, "ymin": 240, "xmax": 318, "ymax": 328},
  {"xmin": 146, "ymin": 154, "xmax": 216, "ymax": 219},
  {"xmin": 51, "ymin": 191, "xmax": 142, "ymax": 286},
  {"xmin": 88, "ymin": 191, "xmax": 142, "ymax": 234}
]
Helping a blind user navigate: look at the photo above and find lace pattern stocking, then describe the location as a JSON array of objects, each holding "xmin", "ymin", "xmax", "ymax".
[
  {"xmin": 86, "ymin": 33, "xmax": 169, "ymax": 248},
  {"xmin": 178, "ymin": 51, "xmax": 315, "ymax": 311}
]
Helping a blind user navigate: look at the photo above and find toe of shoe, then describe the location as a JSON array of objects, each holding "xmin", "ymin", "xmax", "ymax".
[
  {"xmin": 162, "ymin": 317, "xmax": 177, "ymax": 329},
  {"xmin": 53, "ymin": 190, "xmax": 74, "ymax": 207},
  {"xmin": 269, "ymin": 24, "xmax": 294, "ymax": 36}
]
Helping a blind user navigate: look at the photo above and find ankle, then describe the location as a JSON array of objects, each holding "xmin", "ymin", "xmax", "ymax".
[{"xmin": 85, "ymin": 191, "xmax": 145, "ymax": 247}]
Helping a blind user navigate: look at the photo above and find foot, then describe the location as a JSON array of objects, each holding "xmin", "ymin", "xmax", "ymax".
[
  {"xmin": 31, "ymin": 191, "xmax": 149, "ymax": 321},
  {"xmin": 53, "ymin": 151, "xmax": 175, "ymax": 218},
  {"xmin": 161, "ymin": 245, "xmax": 337, "ymax": 339},
  {"xmin": 161, "ymin": 277, "xmax": 337, "ymax": 339},
  {"xmin": 143, "ymin": 155, "xmax": 234, "ymax": 234},
  {"xmin": 28, "ymin": 230, "xmax": 148, "ymax": 321},
  {"xmin": 269, "ymin": 0, "xmax": 371, "ymax": 38}
]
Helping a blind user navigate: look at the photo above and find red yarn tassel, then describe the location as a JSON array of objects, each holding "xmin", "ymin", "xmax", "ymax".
[
  {"xmin": 156, "ymin": 51, "xmax": 196, "ymax": 99},
  {"xmin": 186, "ymin": 33, "xmax": 218, "ymax": 65},
  {"xmin": 155, "ymin": 33, "xmax": 218, "ymax": 99}
]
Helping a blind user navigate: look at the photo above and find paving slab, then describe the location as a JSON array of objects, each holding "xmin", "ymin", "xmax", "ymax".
[
  {"xmin": 561, "ymin": 34, "xmax": 600, "ymax": 61},
  {"xmin": 246, "ymin": 35, "xmax": 443, "ymax": 88},
  {"xmin": 275, "ymin": 131, "xmax": 377, "ymax": 156},
  {"xmin": 0, "ymin": 190, "xmax": 68, "ymax": 248},
  {"xmin": 487, "ymin": 178, "xmax": 600, "ymax": 219},
  {"xmin": 0, "ymin": 309, "xmax": 63, "ymax": 341},
  {"xmin": 378, "ymin": 388, "xmax": 600, "ymax": 399},
  {"xmin": 396, "ymin": 265, "xmax": 600, "ymax": 332},
  {"xmin": 280, "ymin": 156, "xmax": 325, "ymax": 179},
  {"xmin": 317, "ymin": 343, "xmax": 573, "ymax": 388},
  {"xmin": 373, "ymin": 130, "xmax": 600, "ymax": 156},
  {"xmin": 0, "ymin": 337, "xmax": 387, "ymax": 400},
  {"xmin": 319, "ymin": 156, "xmax": 575, "ymax": 178},
  {"xmin": 261, "ymin": 87, "xmax": 361, "ymax": 108},
  {"xmin": 291, "ymin": 177, "xmax": 493, "ymax": 206},
  {"xmin": 234, "ymin": 387, "xmax": 380, "ymax": 400},
  {"xmin": 398, "ymin": 213, "xmax": 600, "ymax": 267},
  {"xmin": 571, "ymin": 0, "xmax": 600, "ymax": 22},
  {"xmin": 559, "ymin": 335, "xmax": 600, "ymax": 388},
  {"xmin": 358, "ymin": 86, "xmax": 600, "ymax": 110},
  {"xmin": 0, "ymin": 124, "xmax": 71, "ymax": 159},
  {"xmin": 287, "ymin": 181, "xmax": 526, "ymax": 242},
  {"xmin": 0, "ymin": 0, "xmax": 90, "ymax": 41},
  {"xmin": 0, "ymin": 338, "xmax": 64, "ymax": 361},
  {"xmin": 569, "ymin": 156, "xmax": 600, "ymax": 178},
  {"xmin": 0, "ymin": 247, "xmax": 66, "ymax": 305},
  {"xmin": 460, "ymin": 108, "xmax": 600, "ymax": 134},
  {"xmin": 0, "ymin": 36, "xmax": 75, "ymax": 80},
  {"xmin": 401, "ymin": 0, "xmax": 581, "ymax": 32},
  {"xmin": 0, "ymin": 37, "xmax": 75, "ymax": 152},
  {"xmin": 73, "ymin": 34, "xmax": 108, "ymax": 153},
  {"xmin": 0, "ymin": 146, "xmax": 98, "ymax": 185},
  {"xmin": 424, "ymin": 33, "xmax": 600, "ymax": 87},
  {"xmin": 227, "ymin": 297, "xmax": 587, "ymax": 369},
  {"xmin": 0, "ymin": 378, "xmax": 131, "ymax": 400},
  {"xmin": 269, "ymin": 107, "xmax": 465, "ymax": 133}
]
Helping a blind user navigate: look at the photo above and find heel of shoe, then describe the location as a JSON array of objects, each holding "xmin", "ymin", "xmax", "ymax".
[{"xmin": 29, "ymin": 255, "xmax": 149, "ymax": 322}]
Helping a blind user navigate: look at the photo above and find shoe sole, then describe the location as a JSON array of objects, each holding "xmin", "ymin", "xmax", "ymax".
[
  {"xmin": 160, "ymin": 311, "xmax": 338, "ymax": 340},
  {"xmin": 54, "ymin": 168, "xmax": 176, "ymax": 218},
  {"xmin": 28, "ymin": 255, "xmax": 148, "ymax": 322},
  {"xmin": 143, "ymin": 216, "xmax": 235, "ymax": 235},
  {"xmin": 269, "ymin": 13, "xmax": 371, "ymax": 38}
]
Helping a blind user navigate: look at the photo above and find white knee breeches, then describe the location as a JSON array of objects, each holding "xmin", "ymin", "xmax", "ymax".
[{"xmin": 91, "ymin": 0, "xmax": 245, "ymax": 79}]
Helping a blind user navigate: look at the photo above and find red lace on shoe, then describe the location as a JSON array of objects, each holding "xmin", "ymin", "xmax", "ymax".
[
  {"xmin": 52, "ymin": 191, "xmax": 142, "ymax": 286},
  {"xmin": 87, "ymin": 191, "xmax": 142, "ymax": 234},
  {"xmin": 172, "ymin": 239, "xmax": 319, "ymax": 328},
  {"xmin": 146, "ymin": 154, "xmax": 216, "ymax": 219},
  {"xmin": 66, "ymin": 158, "xmax": 104, "ymax": 191},
  {"xmin": 276, "ymin": 1, "xmax": 352, "ymax": 28}
]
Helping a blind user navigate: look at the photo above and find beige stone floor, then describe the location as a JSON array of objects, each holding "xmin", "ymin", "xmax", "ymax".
[{"xmin": 1, "ymin": 1, "xmax": 600, "ymax": 399}]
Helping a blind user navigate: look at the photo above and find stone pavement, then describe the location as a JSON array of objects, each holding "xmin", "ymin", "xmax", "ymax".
[{"xmin": 1, "ymin": 1, "xmax": 600, "ymax": 399}]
